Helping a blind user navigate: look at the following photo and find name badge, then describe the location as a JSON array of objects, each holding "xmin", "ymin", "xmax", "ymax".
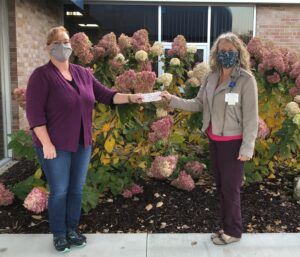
[{"xmin": 225, "ymin": 93, "xmax": 239, "ymax": 105}]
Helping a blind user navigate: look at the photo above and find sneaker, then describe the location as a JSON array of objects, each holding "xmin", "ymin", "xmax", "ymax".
[
  {"xmin": 53, "ymin": 236, "xmax": 70, "ymax": 253},
  {"xmin": 67, "ymin": 230, "xmax": 87, "ymax": 247}
]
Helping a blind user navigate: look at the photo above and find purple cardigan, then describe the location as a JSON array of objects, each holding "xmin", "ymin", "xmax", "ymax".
[{"xmin": 26, "ymin": 61, "xmax": 117, "ymax": 152}]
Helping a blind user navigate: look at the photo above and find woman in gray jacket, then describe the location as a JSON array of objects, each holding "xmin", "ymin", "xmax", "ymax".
[{"xmin": 161, "ymin": 32, "xmax": 258, "ymax": 245}]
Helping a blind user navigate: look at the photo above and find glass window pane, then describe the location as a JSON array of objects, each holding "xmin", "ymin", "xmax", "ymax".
[
  {"xmin": 211, "ymin": 6, "xmax": 254, "ymax": 46},
  {"xmin": 162, "ymin": 6, "xmax": 208, "ymax": 43},
  {"xmin": 64, "ymin": 4, "xmax": 158, "ymax": 43}
]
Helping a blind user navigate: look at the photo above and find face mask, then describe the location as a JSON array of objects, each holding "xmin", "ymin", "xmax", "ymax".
[
  {"xmin": 217, "ymin": 51, "xmax": 239, "ymax": 69},
  {"xmin": 49, "ymin": 43, "xmax": 72, "ymax": 62}
]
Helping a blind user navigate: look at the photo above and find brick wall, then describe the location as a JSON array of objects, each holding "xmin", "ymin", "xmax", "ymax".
[
  {"xmin": 256, "ymin": 5, "xmax": 300, "ymax": 54},
  {"xmin": 9, "ymin": 0, "xmax": 63, "ymax": 130}
]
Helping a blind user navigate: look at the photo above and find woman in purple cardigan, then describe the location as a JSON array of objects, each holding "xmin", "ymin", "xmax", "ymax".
[{"xmin": 26, "ymin": 26, "xmax": 142, "ymax": 253}]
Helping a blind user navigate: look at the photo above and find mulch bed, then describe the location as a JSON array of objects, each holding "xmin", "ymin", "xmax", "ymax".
[{"xmin": 1, "ymin": 160, "xmax": 300, "ymax": 234}]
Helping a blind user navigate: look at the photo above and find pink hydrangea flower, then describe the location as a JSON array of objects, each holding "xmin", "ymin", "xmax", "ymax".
[
  {"xmin": 289, "ymin": 86, "xmax": 300, "ymax": 97},
  {"xmin": 171, "ymin": 170, "xmax": 195, "ymax": 191},
  {"xmin": 0, "ymin": 183, "xmax": 14, "ymax": 206},
  {"xmin": 296, "ymin": 75, "xmax": 300, "ymax": 88},
  {"xmin": 118, "ymin": 34, "xmax": 132, "ymax": 48},
  {"xmin": 131, "ymin": 184, "xmax": 144, "ymax": 195},
  {"xmin": 97, "ymin": 32, "xmax": 120, "ymax": 57},
  {"xmin": 247, "ymin": 37, "xmax": 265, "ymax": 62},
  {"xmin": 135, "ymin": 71, "xmax": 156, "ymax": 93},
  {"xmin": 266, "ymin": 72, "xmax": 281, "ymax": 84},
  {"xmin": 258, "ymin": 63, "xmax": 265, "ymax": 74},
  {"xmin": 23, "ymin": 187, "xmax": 48, "ymax": 214},
  {"xmin": 148, "ymin": 116, "xmax": 174, "ymax": 142},
  {"xmin": 115, "ymin": 70, "xmax": 156, "ymax": 93},
  {"xmin": 115, "ymin": 69, "xmax": 137, "ymax": 93},
  {"xmin": 147, "ymin": 155, "xmax": 178, "ymax": 180},
  {"xmin": 13, "ymin": 87, "xmax": 26, "ymax": 109},
  {"xmin": 280, "ymin": 48, "xmax": 298, "ymax": 73},
  {"xmin": 92, "ymin": 46, "xmax": 106, "ymax": 59},
  {"xmin": 122, "ymin": 189, "xmax": 133, "ymax": 198},
  {"xmin": 184, "ymin": 161, "xmax": 205, "ymax": 179},
  {"xmin": 260, "ymin": 47, "xmax": 285, "ymax": 74},
  {"xmin": 70, "ymin": 32, "xmax": 93, "ymax": 65},
  {"xmin": 118, "ymin": 33, "xmax": 132, "ymax": 53},
  {"xmin": 290, "ymin": 62, "xmax": 300, "ymax": 79},
  {"xmin": 167, "ymin": 35, "xmax": 187, "ymax": 58},
  {"xmin": 132, "ymin": 29, "xmax": 151, "ymax": 52},
  {"xmin": 257, "ymin": 118, "xmax": 270, "ymax": 139},
  {"xmin": 138, "ymin": 61, "xmax": 153, "ymax": 72},
  {"xmin": 122, "ymin": 183, "xmax": 144, "ymax": 198},
  {"xmin": 110, "ymin": 59, "xmax": 124, "ymax": 71}
]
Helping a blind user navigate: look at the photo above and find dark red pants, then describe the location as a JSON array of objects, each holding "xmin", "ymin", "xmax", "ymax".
[{"xmin": 209, "ymin": 139, "xmax": 244, "ymax": 238}]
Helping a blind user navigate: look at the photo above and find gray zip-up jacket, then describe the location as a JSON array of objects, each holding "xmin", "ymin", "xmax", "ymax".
[{"xmin": 170, "ymin": 67, "xmax": 258, "ymax": 158}]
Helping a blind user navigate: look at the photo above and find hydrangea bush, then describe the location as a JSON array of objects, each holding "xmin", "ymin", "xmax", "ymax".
[
  {"xmin": 10, "ymin": 31, "xmax": 300, "ymax": 213},
  {"xmin": 68, "ymin": 30, "xmax": 208, "ymax": 211},
  {"xmin": 245, "ymin": 37, "xmax": 300, "ymax": 182}
]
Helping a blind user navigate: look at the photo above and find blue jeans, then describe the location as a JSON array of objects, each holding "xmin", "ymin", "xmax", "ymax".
[{"xmin": 36, "ymin": 144, "xmax": 92, "ymax": 238}]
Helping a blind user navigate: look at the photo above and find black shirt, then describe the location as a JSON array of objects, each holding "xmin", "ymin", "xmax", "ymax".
[{"xmin": 66, "ymin": 79, "xmax": 84, "ymax": 145}]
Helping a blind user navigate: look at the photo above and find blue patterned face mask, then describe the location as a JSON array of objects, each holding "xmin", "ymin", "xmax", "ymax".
[{"xmin": 217, "ymin": 51, "xmax": 239, "ymax": 69}]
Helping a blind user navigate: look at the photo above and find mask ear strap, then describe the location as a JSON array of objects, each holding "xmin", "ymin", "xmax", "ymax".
[{"xmin": 236, "ymin": 55, "xmax": 241, "ymax": 68}]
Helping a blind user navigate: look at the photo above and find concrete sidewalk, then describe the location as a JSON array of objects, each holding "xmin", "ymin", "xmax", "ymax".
[{"xmin": 0, "ymin": 233, "xmax": 299, "ymax": 257}]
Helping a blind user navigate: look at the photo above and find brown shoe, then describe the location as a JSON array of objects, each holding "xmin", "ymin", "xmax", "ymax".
[{"xmin": 212, "ymin": 233, "xmax": 240, "ymax": 245}]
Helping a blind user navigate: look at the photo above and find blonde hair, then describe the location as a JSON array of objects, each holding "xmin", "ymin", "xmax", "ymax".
[
  {"xmin": 46, "ymin": 26, "xmax": 69, "ymax": 45},
  {"xmin": 209, "ymin": 32, "xmax": 251, "ymax": 72}
]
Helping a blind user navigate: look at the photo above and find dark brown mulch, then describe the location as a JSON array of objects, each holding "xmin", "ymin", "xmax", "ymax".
[{"xmin": 0, "ymin": 160, "xmax": 300, "ymax": 234}]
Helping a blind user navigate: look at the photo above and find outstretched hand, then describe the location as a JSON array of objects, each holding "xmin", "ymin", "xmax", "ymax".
[
  {"xmin": 129, "ymin": 93, "xmax": 143, "ymax": 104},
  {"xmin": 160, "ymin": 91, "xmax": 172, "ymax": 103}
]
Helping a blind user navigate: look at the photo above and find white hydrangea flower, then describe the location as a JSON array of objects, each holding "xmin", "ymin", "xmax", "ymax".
[
  {"xmin": 170, "ymin": 58, "xmax": 181, "ymax": 66},
  {"xmin": 187, "ymin": 70, "xmax": 194, "ymax": 78},
  {"xmin": 187, "ymin": 77, "xmax": 201, "ymax": 87},
  {"xmin": 293, "ymin": 113, "xmax": 300, "ymax": 126},
  {"xmin": 114, "ymin": 53, "xmax": 127, "ymax": 64},
  {"xmin": 192, "ymin": 62, "xmax": 210, "ymax": 83},
  {"xmin": 294, "ymin": 95, "xmax": 300, "ymax": 104},
  {"xmin": 150, "ymin": 42, "xmax": 164, "ymax": 57},
  {"xmin": 135, "ymin": 50, "xmax": 148, "ymax": 62},
  {"xmin": 157, "ymin": 73, "xmax": 173, "ymax": 87},
  {"xmin": 285, "ymin": 102, "xmax": 300, "ymax": 117},
  {"xmin": 156, "ymin": 108, "xmax": 168, "ymax": 118},
  {"xmin": 187, "ymin": 45, "xmax": 197, "ymax": 54},
  {"xmin": 159, "ymin": 161, "xmax": 173, "ymax": 178}
]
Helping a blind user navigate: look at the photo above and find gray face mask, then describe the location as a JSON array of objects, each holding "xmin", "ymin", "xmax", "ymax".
[{"xmin": 49, "ymin": 43, "xmax": 72, "ymax": 62}]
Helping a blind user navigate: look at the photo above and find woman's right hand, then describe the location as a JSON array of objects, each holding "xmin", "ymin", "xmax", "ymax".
[
  {"xmin": 43, "ymin": 143, "xmax": 57, "ymax": 159},
  {"xmin": 160, "ymin": 91, "xmax": 172, "ymax": 103}
]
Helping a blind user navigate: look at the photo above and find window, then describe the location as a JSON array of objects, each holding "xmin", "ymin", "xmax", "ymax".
[
  {"xmin": 211, "ymin": 6, "xmax": 254, "ymax": 46},
  {"xmin": 162, "ymin": 6, "xmax": 208, "ymax": 43},
  {"xmin": 64, "ymin": 4, "xmax": 158, "ymax": 43}
]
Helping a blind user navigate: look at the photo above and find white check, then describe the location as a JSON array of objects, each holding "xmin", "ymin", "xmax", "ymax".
[{"xmin": 141, "ymin": 92, "xmax": 162, "ymax": 102}]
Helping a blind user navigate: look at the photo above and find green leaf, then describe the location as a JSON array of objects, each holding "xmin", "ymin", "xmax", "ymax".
[
  {"xmin": 116, "ymin": 105, "xmax": 137, "ymax": 124},
  {"xmin": 82, "ymin": 185, "xmax": 101, "ymax": 214},
  {"xmin": 11, "ymin": 176, "xmax": 45, "ymax": 201},
  {"xmin": 170, "ymin": 133, "xmax": 185, "ymax": 144}
]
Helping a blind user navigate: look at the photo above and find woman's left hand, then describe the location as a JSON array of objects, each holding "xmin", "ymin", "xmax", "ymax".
[
  {"xmin": 237, "ymin": 155, "xmax": 251, "ymax": 161},
  {"xmin": 129, "ymin": 94, "xmax": 143, "ymax": 104}
]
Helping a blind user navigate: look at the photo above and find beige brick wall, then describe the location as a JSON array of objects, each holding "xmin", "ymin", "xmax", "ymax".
[
  {"xmin": 9, "ymin": 0, "xmax": 63, "ymax": 130},
  {"xmin": 256, "ymin": 5, "xmax": 300, "ymax": 54}
]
